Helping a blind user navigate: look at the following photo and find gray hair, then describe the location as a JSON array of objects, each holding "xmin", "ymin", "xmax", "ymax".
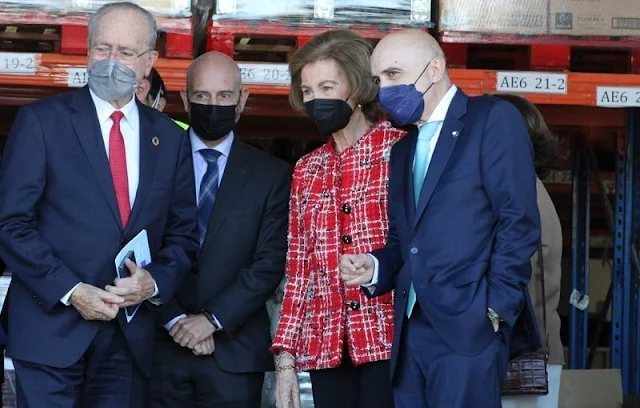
[{"xmin": 88, "ymin": 2, "xmax": 157, "ymax": 50}]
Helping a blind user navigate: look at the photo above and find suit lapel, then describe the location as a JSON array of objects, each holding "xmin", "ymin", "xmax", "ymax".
[
  {"xmin": 201, "ymin": 138, "xmax": 250, "ymax": 250},
  {"xmin": 125, "ymin": 103, "xmax": 158, "ymax": 233},
  {"xmin": 70, "ymin": 87, "xmax": 121, "ymax": 228},
  {"xmin": 413, "ymin": 90, "xmax": 468, "ymax": 229}
]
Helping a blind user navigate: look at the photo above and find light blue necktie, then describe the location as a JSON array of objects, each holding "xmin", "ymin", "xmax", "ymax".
[{"xmin": 407, "ymin": 121, "xmax": 441, "ymax": 318}]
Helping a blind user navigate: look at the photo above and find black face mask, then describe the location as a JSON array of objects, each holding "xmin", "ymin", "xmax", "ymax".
[
  {"xmin": 304, "ymin": 98, "xmax": 353, "ymax": 136},
  {"xmin": 189, "ymin": 102, "xmax": 237, "ymax": 141}
]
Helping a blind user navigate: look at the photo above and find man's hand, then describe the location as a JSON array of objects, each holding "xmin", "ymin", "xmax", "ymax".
[
  {"xmin": 169, "ymin": 314, "xmax": 215, "ymax": 349},
  {"xmin": 70, "ymin": 283, "xmax": 124, "ymax": 321},
  {"xmin": 192, "ymin": 335, "xmax": 215, "ymax": 356},
  {"xmin": 493, "ymin": 321, "xmax": 500, "ymax": 333},
  {"xmin": 339, "ymin": 254, "xmax": 374, "ymax": 286},
  {"xmin": 105, "ymin": 259, "xmax": 156, "ymax": 308}
]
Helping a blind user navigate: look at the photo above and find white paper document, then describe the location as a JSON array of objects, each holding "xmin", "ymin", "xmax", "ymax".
[{"xmin": 114, "ymin": 229, "xmax": 152, "ymax": 323}]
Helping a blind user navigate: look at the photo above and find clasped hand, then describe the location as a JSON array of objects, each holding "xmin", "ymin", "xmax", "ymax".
[
  {"xmin": 105, "ymin": 258, "xmax": 156, "ymax": 307},
  {"xmin": 70, "ymin": 259, "xmax": 156, "ymax": 321},
  {"xmin": 339, "ymin": 254, "xmax": 374, "ymax": 286},
  {"xmin": 169, "ymin": 314, "xmax": 216, "ymax": 356}
]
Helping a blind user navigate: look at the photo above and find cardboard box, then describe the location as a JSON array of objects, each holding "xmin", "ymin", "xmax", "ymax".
[
  {"xmin": 559, "ymin": 369, "xmax": 623, "ymax": 408},
  {"xmin": 4, "ymin": 0, "xmax": 191, "ymax": 18},
  {"xmin": 214, "ymin": 0, "xmax": 431, "ymax": 25},
  {"xmin": 439, "ymin": 0, "xmax": 548, "ymax": 35},
  {"xmin": 550, "ymin": 0, "xmax": 640, "ymax": 36}
]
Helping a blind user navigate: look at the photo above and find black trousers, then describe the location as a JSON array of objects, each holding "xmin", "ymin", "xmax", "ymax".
[
  {"xmin": 150, "ymin": 342, "xmax": 264, "ymax": 408},
  {"xmin": 14, "ymin": 321, "xmax": 148, "ymax": 408},
  {"xmin": 309, "ymin": 350, "xmax": 393, "ymax": 408}
]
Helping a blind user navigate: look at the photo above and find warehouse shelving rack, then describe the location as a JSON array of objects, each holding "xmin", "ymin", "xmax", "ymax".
[{"xmin": 0, "ymin": 13, "xmax": 640, "ymax": 397}]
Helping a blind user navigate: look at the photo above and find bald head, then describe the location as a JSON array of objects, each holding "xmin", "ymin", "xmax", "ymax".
[
  {"xmin": 187, "ymin": 51, "xmax": 241, "ymax": 94},
  {"xmin": 181, "ymin": 51, "xmax": 249, "ymax": 137},
  {"xmin": 371, "ymin": 29, "xmax": 451, "ymax": 125},
  {"xmin": 372, "ymin": 29, "xmax": 445, "ymax": 78}
]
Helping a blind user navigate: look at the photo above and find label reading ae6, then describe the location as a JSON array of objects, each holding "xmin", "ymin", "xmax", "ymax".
[
  {"xmin": 496, "ymin": 71, "xmax": 568, "ymax": 95},
  {"xmin": 597, "ymin": 87, "xmax": 640, "ymax": 108}
]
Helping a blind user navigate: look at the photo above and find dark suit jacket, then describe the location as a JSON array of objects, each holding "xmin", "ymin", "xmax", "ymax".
[
  {"xmin": 0, "ymin": 86, "xmax": 199, "ymax": 377},
  {"xmin": 0, "ymin": 151, "xmax": 5, "ymax": 350},
  {"xmin": 371, "ymin": 89, "xmax": 542, "ymax": 380},
  {"xmin": 157, "ymin": 137, "xmax": 290, "ymax": 374}
]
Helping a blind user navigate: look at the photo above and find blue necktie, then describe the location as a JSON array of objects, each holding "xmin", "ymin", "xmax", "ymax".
[
  {"xmin": 198, "ymin": 149, "xmax": 221, "ymax": 246},
  {"xmin": 407, "ymin": 121, "xmax": 441, "ymax": 318}
]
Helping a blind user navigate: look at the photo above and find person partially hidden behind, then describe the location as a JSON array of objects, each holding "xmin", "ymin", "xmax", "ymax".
[
  {"xmin": 136, "ymin": 67, "xmax": 189, "ymax": 130},
  {"xmin": 150, "ymin": 51, "xmax": 291, "ymax": 408},
  {"xmin": 0, "ymin": 3, "xmax": 198, "ymax": 407},
  {"xmin": 136, "ymin": 67, "xmax": 167, "ymax": 111},
  {"xmin": 495, "ymin": 94, "xmax": 564, "ymax": 408},
  {"xmin": 339, "ymin": 29, "xmax": 542, "ymax": 408}
]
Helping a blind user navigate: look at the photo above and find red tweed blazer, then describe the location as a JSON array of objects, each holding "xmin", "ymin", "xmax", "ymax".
[{"xmin": 272, "ymin": 121, "xmax": 406, "ymax": 371}]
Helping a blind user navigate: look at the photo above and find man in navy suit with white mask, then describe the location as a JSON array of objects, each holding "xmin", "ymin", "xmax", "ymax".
[
  {"xmin": 0, "ymin": 3, "xmax": 198, "ymax": 407},
  {"xmin": 340, "ymin": 29, "xmax": 541, "ymax": 408}
]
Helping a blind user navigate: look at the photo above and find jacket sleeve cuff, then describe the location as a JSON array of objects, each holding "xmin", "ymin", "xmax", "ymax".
[{"xmin": 60, "ymin": 282, "xmax": 82, "ymax": 306}]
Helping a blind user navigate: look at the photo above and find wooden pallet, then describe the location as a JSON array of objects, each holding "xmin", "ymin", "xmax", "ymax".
[
  {"xmin": 207, "ymin": 20, "xmax": 426, "ymax": 62},
  {"xmin": 0, "ymin": 12, "xmax": 192, "ymax": 58},
  {"xmin": 440, "ymin": 31, "xmax": 640, "ymax": 74}
]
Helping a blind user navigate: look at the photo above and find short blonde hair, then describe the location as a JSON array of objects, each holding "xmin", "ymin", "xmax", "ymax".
[{"xmin": 288, "ymin": 29, "xmax": 383, "ymax": 123}]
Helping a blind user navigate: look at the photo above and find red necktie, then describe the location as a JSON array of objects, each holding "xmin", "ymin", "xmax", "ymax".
[{"xmin": 109, "ymin": 111, "xmax": 131, "ymax": 228}]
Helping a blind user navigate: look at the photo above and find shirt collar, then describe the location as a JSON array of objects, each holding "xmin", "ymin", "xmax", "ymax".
[
  {"xmin": 89, "ymin": 88, "xmax": 138, "ymax": 127},
  {"xmin": 421, "ymin": 84, "xmax": 458, "ymax": 125},
  {"xmin": 189, "ymin": 129, "xmax": 235, "ymax": 158}
]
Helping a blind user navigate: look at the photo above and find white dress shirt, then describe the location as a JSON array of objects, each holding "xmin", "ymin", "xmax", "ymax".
[
  {"xmin": 60, "ymin": 91, "xmax": 156, "ymax": 306},
  {"xmin": 164, "ymin": 130, "xmax": 234, "ymax": 331},
  {"xmin": 365, "ymin": 85, "xmax": 458, "ymax": 288},
  {"xmin": 90, "ymin": 89, "xmax": 141, "ymax": 206}
]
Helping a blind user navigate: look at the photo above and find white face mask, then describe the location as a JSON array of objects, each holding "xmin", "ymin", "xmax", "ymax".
[
  {"xmin": 150, "ymin": 88, "xmax": 163, "ymax": 110},
  {"xmin": 88, "ymin": 59, "xmax": 138, "ymax": 102}
]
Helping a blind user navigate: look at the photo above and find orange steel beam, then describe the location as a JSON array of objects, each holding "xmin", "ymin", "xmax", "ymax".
[{"xmin": 2, "ymin": 54, "xmax": 640, "ymax": 105}]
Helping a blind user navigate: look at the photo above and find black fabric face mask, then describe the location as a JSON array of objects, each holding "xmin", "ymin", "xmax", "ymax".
[
  {"xmin": 189, "ymin": 102, "xmax": 237, "ymax": 141},
  {"xmin": 304, "ymin": 98, "xmax": 354, "ymax": 136}
]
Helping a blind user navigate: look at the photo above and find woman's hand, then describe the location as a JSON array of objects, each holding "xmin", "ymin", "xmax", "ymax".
[{"xmin": 274, "ymin": 352, "xmax": 301, "ymax": 408}]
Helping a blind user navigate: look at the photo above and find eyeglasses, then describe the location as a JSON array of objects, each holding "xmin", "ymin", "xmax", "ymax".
[{"xmin": 90, "ymin": 45, "xmax": 150, "ymax": 62}]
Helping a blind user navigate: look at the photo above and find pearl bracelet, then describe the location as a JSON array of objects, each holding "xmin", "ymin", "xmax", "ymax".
[
  {"xmin": 276, "ymin": 364, "xmax": 296, "ymax": 373},
  {"xmin": 275, "ymin": 351, "xmax": 295, "ymax": 365}
]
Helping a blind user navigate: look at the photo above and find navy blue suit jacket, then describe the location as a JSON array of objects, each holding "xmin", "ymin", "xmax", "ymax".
[
  {"xmin": 0, "ymin": 87, "xmax": 199, "ymax": 377},
  {"xmin": 371, "ymin": 89, "xmax": 542, "ymax": 379}
]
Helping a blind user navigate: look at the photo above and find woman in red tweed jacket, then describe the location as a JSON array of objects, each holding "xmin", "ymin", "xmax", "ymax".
[{"xmin": 272, "ymin": 29, "xmax": 405, "ymax": 408}]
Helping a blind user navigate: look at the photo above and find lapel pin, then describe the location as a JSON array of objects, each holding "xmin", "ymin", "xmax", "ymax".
[
  {"xmin": 152, "ymin": 136, "xmax": 160, "ymax": 147},
  {"xmin": 383, "ymin": 146, "xmax": 391, "ymax": 162},
  {"xmin": 452, "ymin": 131, "xmax": 459, "ymax": 138}
]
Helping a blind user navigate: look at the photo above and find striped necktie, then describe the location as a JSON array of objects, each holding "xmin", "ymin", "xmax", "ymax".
[{"xmin": 197, "ymin": 149, "xmax": 221, "ymax": 246}]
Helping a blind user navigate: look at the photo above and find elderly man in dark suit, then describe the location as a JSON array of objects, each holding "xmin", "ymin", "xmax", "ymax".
[{"xmin": 0, "ymin": 3, "xmax": 198, "ymax": 407}]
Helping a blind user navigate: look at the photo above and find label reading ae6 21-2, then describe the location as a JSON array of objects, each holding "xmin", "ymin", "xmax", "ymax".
[{"xmin": 496, "ymin": 71, "xmax": 568, "ymax": 95}]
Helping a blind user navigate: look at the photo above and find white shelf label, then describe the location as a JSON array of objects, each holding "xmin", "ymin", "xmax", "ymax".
[
  {"xmin": 597, "ymin": 86, "xmax": 640, "ymax": 108},
  {"xmin": 315, "ymin": 0, "xmax": 334, "ymax": 18},
  {"xmin": 238, "ymin": 63, "xmax": 290, "ymax": 86},
  {"xmin": 68, "ymin": 67, "xmax": 88, "ymax": 87},
  {"xmin": 0, "ymin": 53, "xmax": 37, "ymax": 75},
  {"xmin": 496, "ymin": 71, "xmax": 568, "ymax": 95}
]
